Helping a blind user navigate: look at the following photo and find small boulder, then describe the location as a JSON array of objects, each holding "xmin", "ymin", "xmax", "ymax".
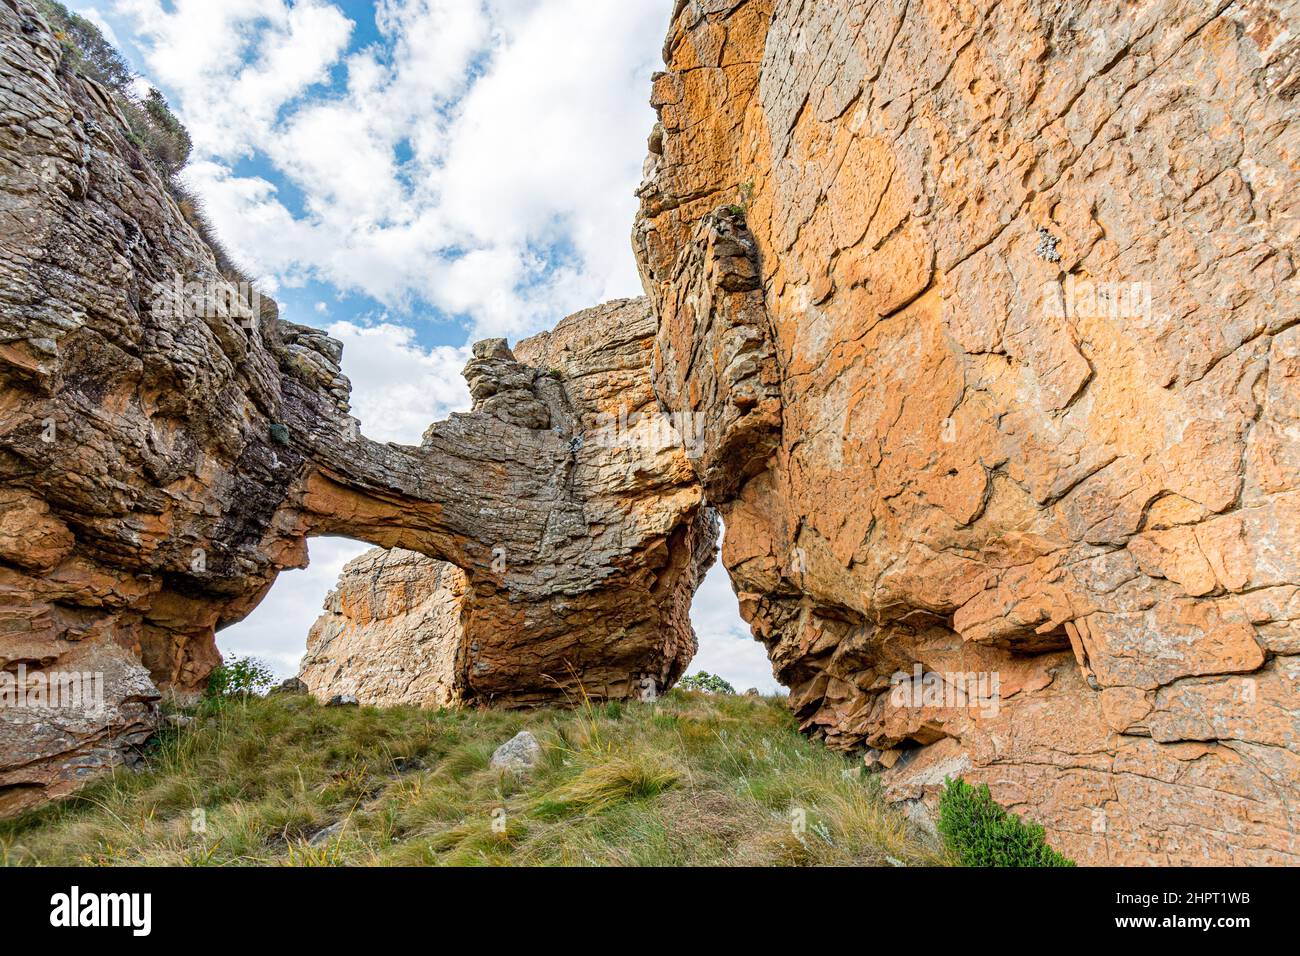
[
  {"xmin": 490, "ymin": 730, "xmax": 542, "ymax": 773},
  {"xmin": 743, "ymin": 687, "xmax": 761, "ymax": 697},
  {"xmin": 325, "ymin": 694, "xmax": 359, "ymax": 707},
  {"xmin": 271, "ymin": 677, "xmax": 308, "ymax": 696},
  {"xmin": 308, "ymin": 820, "xmax": 345, "ymax": 847}
]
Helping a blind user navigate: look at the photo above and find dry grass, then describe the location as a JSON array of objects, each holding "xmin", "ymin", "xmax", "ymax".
[{"xmin": 0, "ymin": 691, "xmax": 949, "ymax": 867}]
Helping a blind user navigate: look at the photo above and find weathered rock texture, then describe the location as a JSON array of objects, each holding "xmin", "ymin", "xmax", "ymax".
[
  {"xmin": 299, "ymin": 549, "xmax": 468, "ymax": 708},
  {"xmin": 635, "ymin": 0, "xmax": 1300, "ymax": 864},
  {"xmin": 299, "ymin": 301, "xmax": 718, "ymax": 709},
  {"xmin": 0, "ymin": 2, "xmax": 712, "ymax": 815}
]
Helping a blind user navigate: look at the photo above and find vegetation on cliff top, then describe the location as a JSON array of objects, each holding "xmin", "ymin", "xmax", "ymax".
[
  {"xmin": 1, "ymin": 691, "xmax": 951, "ymax": 867},
  {"xmin": 34, "ymin": 0, "xmax": 251, "ymax": 284},
  {"xmin": 35, "ymin": 0, "xmax": 191, "ymax": 177}
]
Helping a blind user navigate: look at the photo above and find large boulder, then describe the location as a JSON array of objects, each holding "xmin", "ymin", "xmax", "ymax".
[{"xmin": 634, "ymin": 0, "xmax": 1300, "ymax": 864}]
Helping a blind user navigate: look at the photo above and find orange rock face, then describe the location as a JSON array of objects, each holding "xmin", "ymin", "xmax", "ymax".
[{"xmin": 635, "ymin": 0, "xmax": 1300, "ymax": 864}]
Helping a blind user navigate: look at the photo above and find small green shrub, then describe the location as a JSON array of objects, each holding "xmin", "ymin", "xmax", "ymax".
[
  {"xmin": 206, "ymin": 656, "xmax": 277, "ymax": 699},
  {"xmin": 35, "ymin": 1, "xmax": 191, "ymax": 178},
  {"xmin": 34, "ymin": 0, "xmax": 133, "ymax": 90},
  {"xmin": 677, "ymin": 672, "xmax": 736, "ymax": 695},
  {"xmin": 938, "ymin": 778, "xmax": 1075, "ymax": 867},
  {"xmin": 126, "ymin": 87, "xmax": 193, "ymax": 177}
]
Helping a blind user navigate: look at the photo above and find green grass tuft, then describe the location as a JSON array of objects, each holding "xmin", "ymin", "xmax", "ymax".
[{"xmin": 0, "ymin": 692, "xmax": 947, "ymax": 867}]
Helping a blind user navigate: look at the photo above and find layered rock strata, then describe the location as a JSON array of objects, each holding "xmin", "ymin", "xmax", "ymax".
[
  {"xmin": 299, "ymin": 301, "xmax": 717, "ymax": 710},
  {"xmin": 634, "ymin": 0, "xmax": 1300, "ymax": 864}
]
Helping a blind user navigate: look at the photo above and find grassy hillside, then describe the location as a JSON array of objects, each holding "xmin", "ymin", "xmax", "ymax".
[{"xmin": 0, "ymin": 691, "xmax": 949, "ymax": 866}]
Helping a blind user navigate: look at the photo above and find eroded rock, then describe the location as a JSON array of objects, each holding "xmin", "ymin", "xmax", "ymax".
[
  {"xmin": 0, "ymin": 4, "xmax": 712, "ymax": 815},
  {"xmin": 634, "ymin": 0, "xmax": 1300, "ymax": 864},
  {"xmin": 298, "ymin": 300, "xmax": 717, "ymax": 710}
]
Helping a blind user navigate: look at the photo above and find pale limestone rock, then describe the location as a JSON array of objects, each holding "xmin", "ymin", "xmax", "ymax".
[
  {"xmin": 299, "ymin": 549, "xmax": 467, "ymax": 709},
  {"xmin": 490, "ymin": 731, "xmax": 542, "ymax": 773}
]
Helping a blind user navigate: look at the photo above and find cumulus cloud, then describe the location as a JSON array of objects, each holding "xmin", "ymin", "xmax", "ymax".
[
  {"xmin": 327, "ymin": 320, "xmax": 471, "ymax": 444},
  {"xmin": 112, "ymin": 0, "xmax": 354, "ymax": 159},
  {"xmin": 112, "ymin": 0, "xmax": 664, "ymax": 339}
]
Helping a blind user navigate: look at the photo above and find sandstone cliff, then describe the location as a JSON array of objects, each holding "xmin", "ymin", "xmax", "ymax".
[
  {"xmin": 0, "ymin": 2, "xmax": 711, "ymax": 815},
  {"xmin": 634, "ymin": 0, "xmax": 1300, "ymax": 864},
  {"xmin": 4, "ymin": 0, "xmax": 1298, "ymax": 868}
]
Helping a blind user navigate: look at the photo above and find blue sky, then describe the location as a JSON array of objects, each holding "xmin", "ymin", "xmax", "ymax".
[{"xmin": 64, "ymin": 0, "xmax": 783, "ymax": 693}]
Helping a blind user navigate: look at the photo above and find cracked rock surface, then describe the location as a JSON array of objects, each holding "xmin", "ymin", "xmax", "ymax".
[
  {"xmin": 0, "ymin": 3, "xmax": 713, "ymax": 815},
  {"xmin": 634, "ymin": 0, "xmax": 1300, "ymax": 864}
]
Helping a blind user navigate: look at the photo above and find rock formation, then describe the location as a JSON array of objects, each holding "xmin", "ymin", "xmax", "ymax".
[
  {"xmin": 0, "ymin": 2, "xmax": 712, "ymax": 816},
  {"xmin": 3, "ymin": 0, "xmax": 1297, "ymax": 869},
  {"xmin": 634, "ymin": 0, "xmax": 1300, "ymax": 864},
  {"xmin": 299, "ymin": 548, "xmax": 468, "ymax": 709},
  {"xmin": 299, "ymin": 301, "xmax": 717, "ymax": 710}
]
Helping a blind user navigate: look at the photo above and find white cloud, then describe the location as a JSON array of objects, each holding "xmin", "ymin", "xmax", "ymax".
[
  {"xmin": 110, "ymin": 0, "xmax": 665, "ymax": 340},
  {"xmin": 690, "ymin": 556, "xmax": 786, "ymax": 695},
  {"xmin": 218, "ymin": 536, "xmax": 370, "ymax": 678},
  {"xmin": 328, "ymin": 320, "xmax": 472, "ymax": 444},
  {"xmin": 112, "ymin": 0, "xmax": 353, "ymax": 159}
]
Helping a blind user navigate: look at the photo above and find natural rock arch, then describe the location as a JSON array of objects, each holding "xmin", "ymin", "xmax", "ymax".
[
  {"xmin": 284, "ymin": 301, "xmax": 718, "ymax": 710},
  {"xmin": 0, "ymin": 5, "xmax": 712, "ymax": 814}
]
